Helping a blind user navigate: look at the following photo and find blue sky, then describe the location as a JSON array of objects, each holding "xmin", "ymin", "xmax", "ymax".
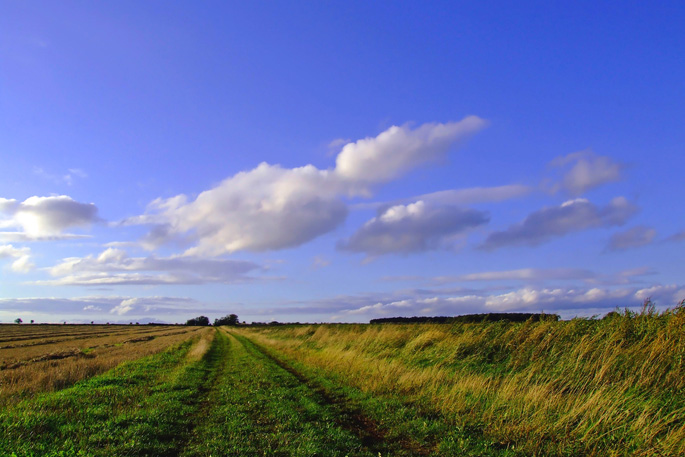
[{"xmin": 1, "ymin": 1, "xmax": 684, "ymax": 323}]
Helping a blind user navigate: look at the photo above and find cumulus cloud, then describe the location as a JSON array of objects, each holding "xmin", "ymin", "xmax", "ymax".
[
  {"xmin": 335, "ymin": 117, "xmax": 486, "ymax": 191},
  {"xmin": 129, "ymin": 163, "xmax": 347, "ymax": 256},
  {"xmin": 634, "ymin": 284, "xmax": 685, "ymax": 304},
  {"xmin": 338, "ymin": 201, "xmax": 489, "ymax": 257},
  {"xmin": 548, "ymin": 150, "xmax": 623, "ymax": 196},
  {"xmin": 607, "ymin": 226, "xmax": 657, "ymax": 251},
  {"xmin": 0, "ymin": 244, "xmax": 34, "ymax": 273},
  {"xmin": 0, "ymin": 195, "xmax": 98, "ymax": 240},
  {"xmin": 481, "ymin": 197, "xmax": 637, "ymax": 250},
  {"xmin": 111, "ymin": 298, "xmax": 138, "ymax": 315},
  {"xmin": 128, "ymin": 118, "xmax": 486, "ymax": 256},
  {"xmin": 35, "ymin": 248, "xmax": 262, "ymax": 286}
]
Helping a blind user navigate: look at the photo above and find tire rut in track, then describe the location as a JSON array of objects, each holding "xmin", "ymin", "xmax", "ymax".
[{"xmin": 232, "ymin": 332, "xmax": 432, "ymax": 456}]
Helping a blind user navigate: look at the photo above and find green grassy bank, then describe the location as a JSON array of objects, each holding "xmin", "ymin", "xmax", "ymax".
[{"xmin": 237, "ymin": 302, "xmax": 685, "ymax": 456}]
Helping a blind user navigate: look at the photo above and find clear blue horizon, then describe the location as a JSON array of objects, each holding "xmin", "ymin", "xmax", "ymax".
[{"xmin": 1, "ymin": 1, "xmax": 684, "ymax": 323}]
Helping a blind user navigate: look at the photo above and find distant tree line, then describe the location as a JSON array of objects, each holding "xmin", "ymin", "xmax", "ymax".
[
  {"xmin": 185, "ymin": 314, "xmax": 241, "ymax": 326},
  {"xmin": 214, "ymin": 314, "xmax": 239, "ymax": 326},
  {"xmin": 186, "ymin": 316, "xmax": 210, "ymax": 326},
  {"xmin": 370, "ymin": 313, "xmax": 560, "ymax": 324}
]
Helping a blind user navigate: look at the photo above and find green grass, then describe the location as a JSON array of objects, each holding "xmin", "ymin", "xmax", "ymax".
[
  {"xmin": 236, "ymin": 302, "xmax": 685, "ymax": 456},
  {"xmin": 1, "ymin": 328, "xmax": 420, "ymax": 456},
  {"xmin": 3, "ymin": 304, "xmax": 683, "ymax": 456},
  {"xmin": 182, "ymin": 330, "xmax": 377, "ymax": 456},
  {"xmin": 0, "ymin": 336, "xmax": 215, "ymax": 456}
]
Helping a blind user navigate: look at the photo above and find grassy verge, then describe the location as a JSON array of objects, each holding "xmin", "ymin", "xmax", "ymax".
[{"xmin": 236, "ymin": 302, "xmax": 685, "ymax": 456}]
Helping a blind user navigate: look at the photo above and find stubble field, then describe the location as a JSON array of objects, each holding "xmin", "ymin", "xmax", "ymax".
[{"xmin": 1, "ymin": 304, "xmax": 684, "ymax": 456}]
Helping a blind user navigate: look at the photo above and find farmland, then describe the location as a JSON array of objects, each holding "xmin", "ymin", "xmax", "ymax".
[{"xmin": 1, "ymin": 304, "xmax": 684, "ymax": 456}]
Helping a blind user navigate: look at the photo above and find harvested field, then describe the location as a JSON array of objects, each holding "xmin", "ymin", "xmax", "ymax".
[{"xmin": 0, "ymin": 324, "xmax": 204, "ymax": 405}]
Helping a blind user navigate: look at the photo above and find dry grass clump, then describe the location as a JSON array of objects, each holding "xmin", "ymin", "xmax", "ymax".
[
  {"xmin": 0, "ymin": 326, "xmax": 204, "ymax": 405},
  {"xmin": 237, "ymin": 301, "xmax": 685, "ymax": 455}
]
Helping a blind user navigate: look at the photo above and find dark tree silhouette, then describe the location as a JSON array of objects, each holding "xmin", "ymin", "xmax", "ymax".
[
  {"xmin": 186, "ymin": 315, "xmax": 210, "ymax": 326},
  {"xmin": 214, "ymin": 314, "xmax": 239, "ymax": 326}
]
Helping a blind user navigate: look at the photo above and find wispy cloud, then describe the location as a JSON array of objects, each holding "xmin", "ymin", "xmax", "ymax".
[
  {"xmin": 0, "ymin": 295, "xmax": 208, "ymax": 321},
  {"xmin": 352, "ymin": 184, "xmax": 531, "ymax": 211},
  {"xmin": 666, "ymin": 230, "xmax": 685, "ymax": 243},
  {"xmin": 607, "ymin": 226, "xmax": 657, "ymax": 251},
  {"xmin": 33, "ymin": 168, "xmax": 88, "ymax": 186},
  {"xmin": 547, "ymin": 150, "xmax": 624, "ymax": 196},
  {"xmin": 0, "ymin": 244, "xmax": 34, "ymax": 273},
  {"xmin": 480, "ymin": 197, "xmax": 637, "ymax": 250},
  {"xmin": 434, "ymin": 268, "xmax": 596, "ymax": 283},
  {"xmin": 34, "ymin": 248, "xmax": 263, "ymax": 286}
]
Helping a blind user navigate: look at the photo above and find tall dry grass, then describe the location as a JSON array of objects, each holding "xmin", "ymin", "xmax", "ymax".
[{"xmin": 237, "ymin": 302, "xmax": 685, "ymax": 455}]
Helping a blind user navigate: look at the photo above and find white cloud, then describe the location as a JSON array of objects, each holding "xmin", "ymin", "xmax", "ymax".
[
  {"xmin": 635, "ymin": 285, "xmax": 685, "ymax": 304},
  {"xmin": 339, "ymin": 200, "xmax": 489, "ymax": 257},
  {"xmin": 0, "ymin": 195, "xmax": 98, "ymax": 240},
  {"xmin": 37, "ymin": 248, "xmax": 263, "ymax": 286},
  {"xmin": 0, "ymin": 244, "xmax": 34, "ymax": 273},
  {"xmin": 131, "ymin": 163, "xmax": 347, "ymax": 256},
  {"xmin": 111, "ymin": 298, "xmax": 138, "ymax": 315},
  {"xmin": 0, "ymin": 296, "xmax": 207, "ymax": 321},
  {"xmin": 607, "ymin": 226, "xmax": 656, "ymax": 251},
  {"xmin": 548, "ymin": 150, "xmax": 623, "ymax": 196},
  {"xmin": 482, "ymin": 287, "xmax": 634, "ymax": 311},
  {"xmin": 128, "ymin": 119, "xmax": 486, "ymax": 256},
  {"xmin": 0, "ymin": 198, "xmax": 17, "ymax": 213},
  {"xmin": 481, "ymin": 197, "xmax": 637, "ymax": 250},
  {"xmin": 335, "ymin": 117, "xmax": 486, "ymax": 192},
  {"xmin": 331, "ymin": 284, "xmax": 685, "ymax": 321}
]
